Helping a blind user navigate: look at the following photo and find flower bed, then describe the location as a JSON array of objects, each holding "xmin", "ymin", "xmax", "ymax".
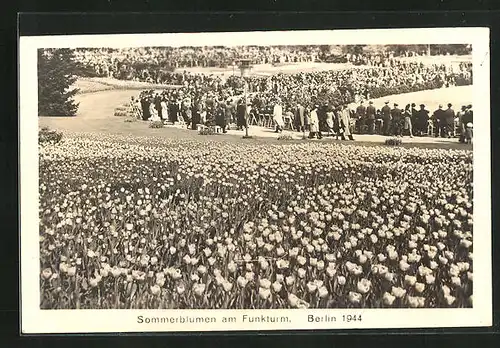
[{"xmin": 39, "ymin": 133, "xmax": 473, "ymax": 309}]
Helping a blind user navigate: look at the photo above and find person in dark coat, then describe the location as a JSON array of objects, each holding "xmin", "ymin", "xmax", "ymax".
[
  {"xmin": 432, "ymin": 104, "xmax": 445, "ymax": 137},
  {"xmin": 444, "ymin": 103, "xmax": 456, "ymax": 138},
  {"xmin": 381, "ymin": 101, "xmax": 392, "ymax": 136},
  {"xmin": 333, "ymin": 105, "xmax": 342, "ymax": 139},
  {"xmin": 168, "ymin": 97, "xmax": 179, "ymax": 123},
  {"xmin": 410, "ymin": 102, "xmax": 418, "ymax": 133},
  {"xmin": 411, "ymin": 103, "xmax": 418, "ymax": 117},
  {"xmin": 205, "ymin": 95, "xmax": 216, "ymax": 127},
  {"xmin": 183, "ymin": 106, "xmax": 192, "ymax": 129},
  {"xmin": 294, "ymin": 102, "xmax": 306, "ymax": 132},
  {"xmin": 365, "ymin": 101, "xmax": 376, "ymax": 135},
  {"xmin": 140, "ymin": 96, "xmax": 151, "ymax": 121},
  {"xmin": 391, "ymin": 103, "xmax": 403, "ymax": 136},
  {"xmin": 415, "ymin": 104, "xmax": 430, "ymax": 136},
  {"xmin": 457, "ymin": 105, "xmax": 467, "ymax": 143},
  {"xmin": 154, "ymin": 93, "xmax": 163, "ymax": 120},
  {"xmin": 215, "ymin": 101, "xmax": 227, "ymax": 132},
  {"xmin": 191, "ymin": 100, "xmax": 202, "ymax": 130},
  {"xmin": 356, "ymin": 101, "xmax": 367, "ymax": 134},
  {"xmin": 317, "ymin": 103, "xmax": 328, "ymax": 133},
  {"xmin": 236, "ymin": 98, "xmax": 248, "ymax": 130},
  {"xmin": 224, "ymin": 99, "xmax": 234, "ymax": 130}
]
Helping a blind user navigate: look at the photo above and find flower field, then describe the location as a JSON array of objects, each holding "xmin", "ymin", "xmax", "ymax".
[{"xmin": 39, "ymin": 133, "xmax": 473, "ymax": 309}]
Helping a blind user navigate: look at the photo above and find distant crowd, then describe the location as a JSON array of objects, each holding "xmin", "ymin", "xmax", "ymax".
[{"xmin": 71, "ymin": 46, "xmax": 472, "ymax": 84}]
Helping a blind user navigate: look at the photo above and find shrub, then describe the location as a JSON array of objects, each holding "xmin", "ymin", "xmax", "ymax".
[
  {"xmin": 384, "ymin": 137, "xmax": 403, "ymax": 146},
  {"xmin": 124, "ymin": 117, "xmax": 137, "ymax": 123},
  {"xmin": 199, "ymin": 127, "xmax": 215, "ymax": 136},
  {"xmin": 149, "ymin": 120, "xmax": 164, "ymax": 128},
  {"xmin": 277, "ymin": 134, "xmax": 294, "ymax": 141},
  {"xmin": 39, "ymin": 127, "xmax": 63, "ymax": 144}
]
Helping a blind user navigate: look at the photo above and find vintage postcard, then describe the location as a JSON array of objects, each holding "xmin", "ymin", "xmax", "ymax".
[{"xmin": 19, "ymin": 28, "xmax": 491, "ymax": 333}]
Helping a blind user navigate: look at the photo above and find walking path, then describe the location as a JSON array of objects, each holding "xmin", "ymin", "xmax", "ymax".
[
  {"xmin": 171, "ymin": 123, "xmax": 464, "ymax": 145},
  {"xmin": 38, "ymin": 86, "xmax": 471, "ymax": 149}
]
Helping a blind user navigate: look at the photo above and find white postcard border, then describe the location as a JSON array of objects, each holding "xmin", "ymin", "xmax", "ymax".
[{"xmin": 19, "ymin": 28, "xmax": 492, "ymax": 333}]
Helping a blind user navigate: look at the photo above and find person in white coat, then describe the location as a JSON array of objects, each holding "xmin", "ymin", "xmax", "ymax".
[
  {"xmin": 339, "ymin": 104, "xmax": 354, "ymax": 140},
  {"xmin": 160, "ymin": 98, "xmax": 168, "ymax": 122},
  {"xmin": 308, "ymin": 105, "xmax": 322, "ymax": 139},
  {"xmin": 273, "ymin": 99, "xmax": 284, "ymax": 133},
  {"xmin": 149, "ymin": 99, "xmax": 160, "ymax": 122}
]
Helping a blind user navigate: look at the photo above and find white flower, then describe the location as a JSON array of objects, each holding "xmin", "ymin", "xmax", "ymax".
[
  {"xmin": 425, "ymin": 274, "xmax": 436, "ymax": 285},
  {"xmin": 445, "ymin": 294, "xmax": 456, "ymax": 306},
  {"xmin": 297, "ymin": 255, "xmax": 307, "ymax": 265},
  {"xmin": 407, "ymin": 296, "xmax": 421, "ymax": 308},
  {"xmin": 222, "ymin": 281, "xmax": 233, "ymax": 292},
  {"xmin": 358, "ymin": 254, "xmax": 368, "ymax": 264},
  {"xmin": 259, "ymin": 278, "xmax": 272, "ymax": 289},
  {"xmin": 391, "ymin": 286, "xmax": 406, "ymax": 298},
  {"xmin": 245, "ymin": 271, "xmax": 254, "ymax": 281},
  {"xmin": 285, "ymin": 275, "xmax": 295, "ymax": 286},
  {"xmin": 150, "ymin": 285, "xmax": 161, "ymax": 296},
  {"xmin": 384, "ymin": 272, "xmax": 395, "ymax": 282},
  {"xmin": 451, "ymin": 276, "xmax": 461, "ymax": 287},
  {"xmin": 288, "ymin": 294, "xmax": 299, "ymax": 307},
  {"xmin": 306, "ymin": 281, "xmax": 317, "ymax": 293},
  {"xmin": 357, "ymin": 278, "xmax": 371, "ymax": 294},
  {"xmin": 193, "ymin": 283, "xmax": 206, "ymax": 296},
  {"xmin": 414, "ymin": 282, "xmax": 425, "ymax": 293},
  {"xmin": 382, "ymin": 292, "xmax": 396, "ymax": 306},
  {"xmin": 237, "ymin": 276, "xmax": 248, "ymax": 288},
  {"xmin": 318, "ymin": 286, "xmax": 329, "ymax": 298},
  {"xmin": 399, "ymin": 260, "xmax": 410, "ymax": 272},
  {"xmin": 227, "ymin": 261, "xmax": 237, "ymax": 273},
  {"xmin": 259, "ymin": 287, "xmax": 271, "ymax": 300},
  {"xmin": 348, "ymin": 291, "xmax": 362, "ymax": 304},
  {"xmin": 404, "ymin": 275, "xmax": 417, "ymax": 286}
]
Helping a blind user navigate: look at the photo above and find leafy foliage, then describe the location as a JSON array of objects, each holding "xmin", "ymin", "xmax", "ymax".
[
  {"xmin": 38, "ymin": 126, "xmax": 63, "ymax": 145},
  {"xmin": 277, "ymin": 134, "xmax": 294, "ymax": 141},
  {"xmin": 149, "ymin": 120, "xmax": 164, "ymax": 128},
  {"xmin": 198, "ymin": 127, "xmax": 216, "ymax": 135},
  {"xmin": 385, "ymin": 138, "xmax": 403, "ymax": 146}
]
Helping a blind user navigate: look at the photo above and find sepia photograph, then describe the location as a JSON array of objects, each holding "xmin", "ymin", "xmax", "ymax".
[{"xmin": 20, "ymin": 28, "xmax": 491, "ymax": 333}]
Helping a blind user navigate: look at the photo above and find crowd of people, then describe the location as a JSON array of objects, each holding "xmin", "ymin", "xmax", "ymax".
[
  {"xmin": 131, "ymin": 85, "xmax": 473, "ymax": 144},
  {"xmin": 77, "ymin": 46, "xmax": 470, "ymax": 144}
]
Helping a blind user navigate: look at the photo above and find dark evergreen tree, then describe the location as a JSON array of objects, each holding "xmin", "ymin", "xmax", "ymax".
[{"xmin": 38, "ymin": 48, "xmax": 80, "ymax": 116}]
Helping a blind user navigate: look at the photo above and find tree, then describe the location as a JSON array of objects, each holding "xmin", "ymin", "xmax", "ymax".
[{"xmin": 38, "ymin": 48, "xmax": 80, "ymax": 116}]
